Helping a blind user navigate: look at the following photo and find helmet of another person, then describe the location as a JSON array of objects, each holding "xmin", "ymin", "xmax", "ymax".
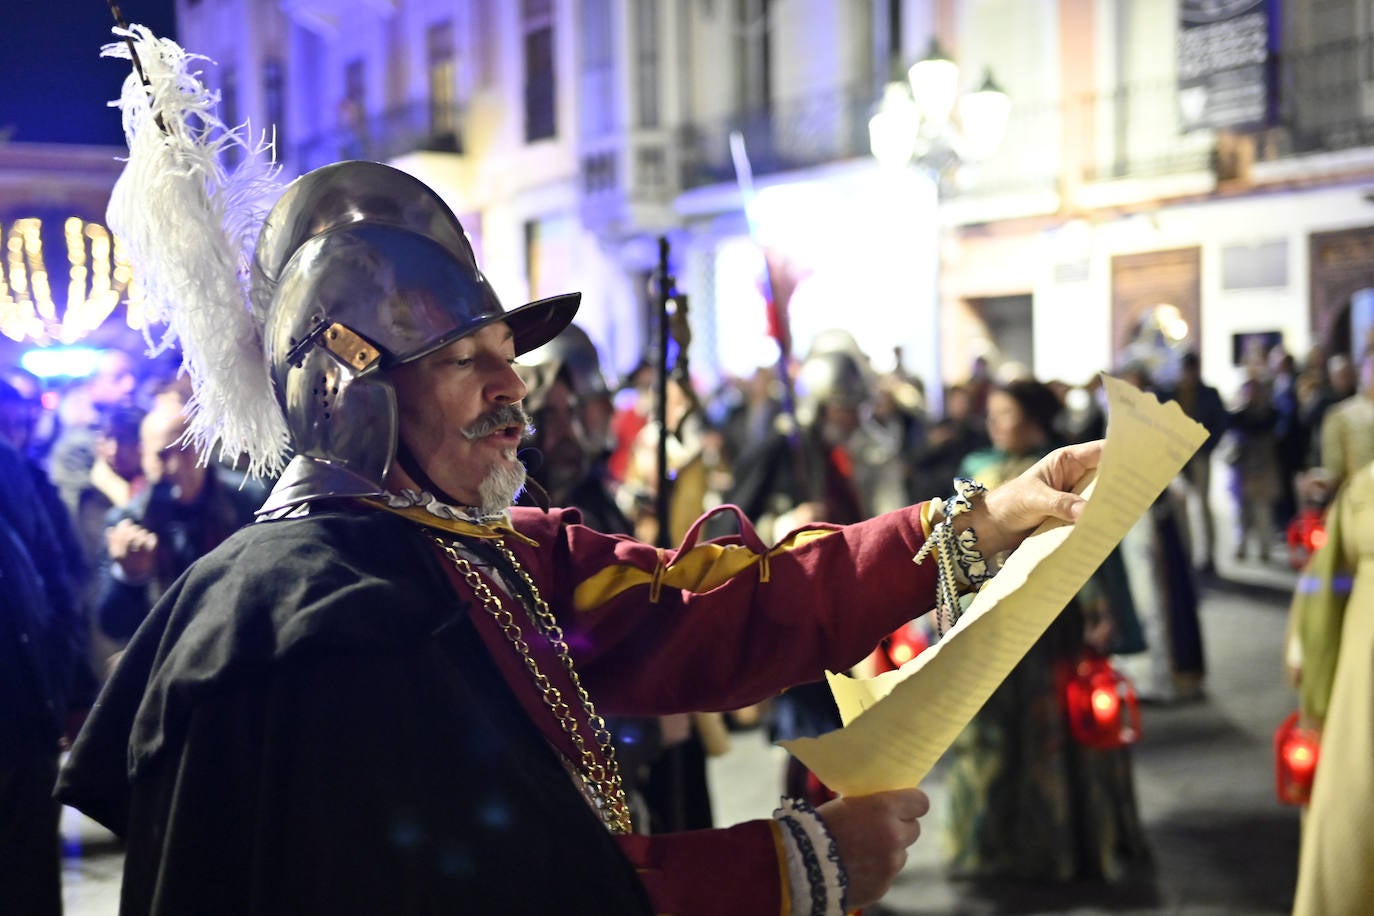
[
  {"xmin": 521, "ymin": 323, "xmax": 610, "ymax": 402},
  {"xmin": 807, "ymin": 328, "xmax": 864, "ymax": 360},
  {"xmin": 795, "ymin": 349, "xmax": 871, "ymax": 425},
  {"xmin": 253, "ymin": 161, "xmax": 580, "ymax": 514}
]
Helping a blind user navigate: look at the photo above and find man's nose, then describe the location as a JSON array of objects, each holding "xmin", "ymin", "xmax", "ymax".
[{"xmin": 489, "ymin": 361, "xmax": 528, "ymax": 404}]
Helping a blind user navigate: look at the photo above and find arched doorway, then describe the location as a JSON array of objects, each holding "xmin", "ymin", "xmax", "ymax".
[
  {"xmin": 1309, "ymin": 225, "xmax": 1374, "ymax": 358},
  {"xmin": 1111, "ymin": 246, "xmax": 1202, "ymax": 384}
]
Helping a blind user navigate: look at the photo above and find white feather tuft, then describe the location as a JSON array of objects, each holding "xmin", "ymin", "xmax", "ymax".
[{"xmin": 103, "ymin": 25, "xmax": 290, "ymax": 480}]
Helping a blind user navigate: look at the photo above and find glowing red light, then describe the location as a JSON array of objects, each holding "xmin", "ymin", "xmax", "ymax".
[
  {"xmin": 1275, "ymin": 712, "xmax": 1321, "ymax": 805},
  {"xmin": 1309, "ymin": 529, "xmax": 1327, "ymax": 550},
  {"xmin": 1065, "ymin": 655, "xmax": 1141, "ymax": 748},
  {"xmin": 1090, "ymin": 686, "xmax": 1120, "ymax": 724},
  {"xmin": 1283, "ymin": 738, "xmax": 1318, "ymax": 777},
  {"xmin": 891, "ymin": 643, "xmax": 914, "ymax": 665}
]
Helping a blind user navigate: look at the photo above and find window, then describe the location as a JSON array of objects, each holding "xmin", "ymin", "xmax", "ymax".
[
  {"xmin": 264, "ymin": 59, "xmax": 285, "ymax": 163},
  {"xmin": 735, "ymin": 0, "xmax": 772, "ymax": 112},
  {"xmin": 877, "ymin": 0, "xmax": 901, "ymax": 87},
  {"xmin": 633, "ymin": 0, "xmax": 660, "ymax": 127},
  {"xmin": 339, "ymin": 58, "xmax": 367, "ymax": 159},
  {"xmin": 428, "ymin": 20, "xmax": 459, "ymax": 147},
  {"xmin": 581, "ymin": 0, "xmax": 614, "ymax": 138},
  {"xmin": 385, "ymin": 15, "xmax": 407, "ymax": 111},
  {"xmin": 473, "ymin": 0, "xmax": 496, "ymax": 88},
  {"xmin": 522, "ymin": 0, "xmax": 556, "ymax": 141},
  {"xmin": 524, "ymin": 219, "xmax": 541, "ymax": 299},
  {"xmin": 221, "ymin": 66, "xmax": 241, "ymax": 168},
  {"xmin": 344, "ymin": 57, "xmax": 366, "ymax": 113}
]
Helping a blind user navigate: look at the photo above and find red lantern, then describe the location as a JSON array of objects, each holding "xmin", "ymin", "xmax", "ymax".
[
  {"xmin": 1064, "ymin": 651, "xmax": 1141, "ymax": 749},
  {"xmin": 1287, "ymin": 507, "xmax": 1328, "ymax": 570},
  {"xmin": 1274, "ymin": 712, "xmax": 1321, "ymax": 805},
  {"xmin": 872, "ymin": 620, "xmax": 931, "ymax": 673}
]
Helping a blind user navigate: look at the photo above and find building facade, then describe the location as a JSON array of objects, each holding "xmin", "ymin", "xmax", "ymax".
[{"xmin": 173, "ymin": 0, "xmax": 1374, "ymax": 404}]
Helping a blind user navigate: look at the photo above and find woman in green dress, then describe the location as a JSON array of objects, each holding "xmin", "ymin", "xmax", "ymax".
[
  {"xmin": 1286, "ymin": 461, "xmax": 1374, "ymax": 915},
  {"xmin": 942, "ymin": 378, "xmax": 1151, "ymax": 883}
]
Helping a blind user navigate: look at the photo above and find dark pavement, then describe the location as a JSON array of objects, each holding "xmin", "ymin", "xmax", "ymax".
[{"xmin": 58, "ymin": 542, "xmax": 1305, "ymax": 915}]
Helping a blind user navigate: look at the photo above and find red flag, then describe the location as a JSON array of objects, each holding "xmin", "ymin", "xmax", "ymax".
[{"xmin": 762, "ymin": 248, "xmax": 808, "ymax": 360}]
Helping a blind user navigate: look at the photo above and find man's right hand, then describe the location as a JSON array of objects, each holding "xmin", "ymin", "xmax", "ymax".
[
  {"xmin": 816, "ymin": 788, "xmax": 929, "ymax": 910},
  {"xmin": 107, "ymin": 518, "xmax": 159, "ymax": 584}
]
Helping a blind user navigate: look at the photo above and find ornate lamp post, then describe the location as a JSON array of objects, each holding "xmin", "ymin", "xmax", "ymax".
[{"xmin": 868, "ymin": 39, "xmax": 1010, "ymax": 414}]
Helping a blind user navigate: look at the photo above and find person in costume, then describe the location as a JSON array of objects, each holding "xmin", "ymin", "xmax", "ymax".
[
  {"xmin": 1285, "ymin": 460, "xmax": 1374, "ymax": 916},
  {"xmin": 1162, "ymin": 350, "xmax": 1230, "ymax": 576},
  {"xmin": 1112, "ymin": 363, "xmax": 1204, "ymax": 704},
  {"xmin": 55, "ymin": 158, "xmax": 1102, "ymax": 914},
  {"xmin": 1317, "ymin": 348, "xmax": 1374, "ymax": 494},
  {"xmin": 943, "ymin": 378, "xmax": 1150, "ymax": 884}
]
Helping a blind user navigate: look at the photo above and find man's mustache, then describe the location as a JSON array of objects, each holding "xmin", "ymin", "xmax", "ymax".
[{"xmin": 461, "ymin": 404, "xmax": 534, "ymax": 441}]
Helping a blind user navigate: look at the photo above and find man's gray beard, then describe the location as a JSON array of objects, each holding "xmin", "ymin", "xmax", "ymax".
[{"xmin": 477, "ymin": 451, "xmax": 527, "ymax": 515}]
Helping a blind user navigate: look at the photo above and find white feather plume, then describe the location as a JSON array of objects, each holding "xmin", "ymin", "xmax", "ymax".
[{"xmin": 103, "ymin": 24, "xmax": 290, "ymax": 479}]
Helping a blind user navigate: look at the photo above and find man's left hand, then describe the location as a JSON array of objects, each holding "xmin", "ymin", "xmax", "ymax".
[{"xmin": 953, "ymin": 440, "xmax": 1102, "ymax": 557}]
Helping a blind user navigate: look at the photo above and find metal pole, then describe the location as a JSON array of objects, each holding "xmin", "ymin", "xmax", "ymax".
[
  {"xmin": 926, "ymin": 165, "xmax": 945, "ymax": 420},
  {"xmin": 655, "ymin": 236, "xmax": 672, "ymax": 549}
]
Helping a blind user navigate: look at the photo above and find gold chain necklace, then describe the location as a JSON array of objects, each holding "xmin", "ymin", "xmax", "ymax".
[{"xmin": 431, "ymin": 536, "xmax": 633, "ymax": 835}]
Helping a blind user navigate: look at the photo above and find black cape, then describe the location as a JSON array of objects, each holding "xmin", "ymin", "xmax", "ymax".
[{"xmin": 57, "ymin": 508, "xmax": 652, "ymax": 915}]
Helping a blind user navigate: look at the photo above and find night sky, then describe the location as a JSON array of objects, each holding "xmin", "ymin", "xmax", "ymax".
[{"xmin": 5, "ymin": 1, "xmax": 178, "ymax": 146}]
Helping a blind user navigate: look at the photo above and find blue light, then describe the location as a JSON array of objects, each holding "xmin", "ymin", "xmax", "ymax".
[{"xmin": 19, "ymin": 347, "xmax": 104, "ymax": 379}]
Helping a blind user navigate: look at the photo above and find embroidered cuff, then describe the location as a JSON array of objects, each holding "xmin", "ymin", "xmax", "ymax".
[
  {"xmin": 773, "ymin": 797, "xmax": 846, "ymax": 916},
  {"xmin": 919, "ymin": 498, "xmax": 943, "ymax": 539}
]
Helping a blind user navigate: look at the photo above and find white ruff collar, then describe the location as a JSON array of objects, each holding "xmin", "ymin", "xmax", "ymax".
[{"xmin": 380, "ymin": 488, "xmax": 511, "ymax": 526}]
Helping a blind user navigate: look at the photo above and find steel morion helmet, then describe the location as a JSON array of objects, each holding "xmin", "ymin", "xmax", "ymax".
[
  {"xmin": 795, "ymin": 331, "xmax": 873, "ymax": 426},
  {"xmin": 519, "ymin": 323, "xmax": 611, "ymax": 403},
  {"xmin": 254, "ymin": 161, "xmax": 580, "ymax": 515}
]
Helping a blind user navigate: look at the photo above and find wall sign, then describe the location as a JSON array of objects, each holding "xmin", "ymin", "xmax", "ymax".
[{"xmin": 1178, "ymin": 0, "xmax": 1277, "ymax": 133}]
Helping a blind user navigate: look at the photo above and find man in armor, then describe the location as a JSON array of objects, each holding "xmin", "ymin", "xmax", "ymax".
[{"xmin": 58, "ymin": 161, "xmax": 1100, "ymax": 915}]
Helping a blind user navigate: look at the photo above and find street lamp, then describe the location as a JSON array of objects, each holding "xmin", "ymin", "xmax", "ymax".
[
  {"xmin": 869, "ymin": 39, "xmax": 1011, "ymax": 173},
  {"xmin": 868, "ymin": 39, "xmax": 1011, "ymax": 414}
]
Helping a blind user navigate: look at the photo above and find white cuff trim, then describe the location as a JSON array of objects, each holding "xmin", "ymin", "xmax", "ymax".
[{"xmin": 773, "ymin": 796, "xmax": 846, "ymax": 916}]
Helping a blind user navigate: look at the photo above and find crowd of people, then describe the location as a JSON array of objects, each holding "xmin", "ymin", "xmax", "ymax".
[
  {"xmin": 2, "ymin": 162, "xmax": 1370, "ymax": 915},
  {"xmin": 1, "ymin": 348, "xmax": 270, "ymax": 912},
  {"xmin": 0, "ymin": 324, "xmax": 1366, "ymax": 909}
]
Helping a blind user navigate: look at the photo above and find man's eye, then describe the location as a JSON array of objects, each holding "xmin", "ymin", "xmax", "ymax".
[{"xmin": 450, "ymin": 358, "xmax": 473, "ymax": 368}]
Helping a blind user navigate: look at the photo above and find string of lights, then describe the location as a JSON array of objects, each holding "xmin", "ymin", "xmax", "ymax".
[{"xmin": 0, "ymin": 216, "xmax": 142, "ymax": 345}]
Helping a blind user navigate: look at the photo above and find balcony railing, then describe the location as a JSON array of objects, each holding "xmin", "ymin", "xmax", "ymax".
[
  {"xmin": 1266, "ymin": 34, "xmax": 1374, "ymax": 159},
  {"xmin": 675, "ymin": 82, "xmax": 1073, "ymax": 199},
  {"xmin": 1077, "ymin": 36, "xmax": 1374, "ymax": 176},
  {"xmin": 295, "ymin": 99, "xmax": 463, "ymax": 172},
  {"xmin": 677, "ymin": 84, "xmax": 874, "ymax": 190},
  {"xmin": 1076, "ymin": 78, "xmax": 1216, "ymax": 183},
  {"xmin": 674, "ymin": 76, "xmax": 1231, "ymax": 197}
]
